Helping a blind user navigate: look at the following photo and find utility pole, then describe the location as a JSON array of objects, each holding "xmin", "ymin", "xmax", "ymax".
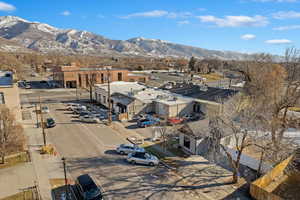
[
  {"xmin": 76, "ymin": 84, "xmax": 78, "ymax": 102},
  {"xmin": 35, "ymin": 104, "xmax": 39, "ymax": 128},
  {"xmin": 62, "ymin": 157, "xmax": 68, "ymax": 200},
  {"xmin": 107, "ymin": 68, "xmax": 112, "ymax": 125},
  {"xmin": 38, "ymin": 94, "xmax": 46, "ymax": 146}
]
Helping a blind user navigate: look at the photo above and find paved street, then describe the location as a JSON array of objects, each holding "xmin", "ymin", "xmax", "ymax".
[{"xmin": 20, "ymin": 89, "xmax": 211, "ymax": 200}]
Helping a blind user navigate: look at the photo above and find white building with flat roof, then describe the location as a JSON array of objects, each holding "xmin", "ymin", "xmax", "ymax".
[{"xmin": 93, "ymin": 81, "xmax": 207, "ymax": 120}]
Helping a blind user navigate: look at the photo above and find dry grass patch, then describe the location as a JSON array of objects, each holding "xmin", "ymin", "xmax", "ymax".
[
  {"xmin": 0, "ymin": 152, "xmax": 30, "ymax": 169},
  {"xmin": 201, "ymin": 73, "xmax": 223, "ymax": 82},
  {"xmin": 0, "ymin": 190, "xmax": 35, "ymax": 200}
]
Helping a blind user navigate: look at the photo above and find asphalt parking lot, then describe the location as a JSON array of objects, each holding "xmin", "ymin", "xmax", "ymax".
[{"xmin": 43, "ymin": 103, "xmax": 199, "ymax": 200}]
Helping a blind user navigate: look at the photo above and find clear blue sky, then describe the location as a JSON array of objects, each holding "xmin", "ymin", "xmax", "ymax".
[{"xmin": 1, "ymin": 0, "xmax": 300, "ymax": 55}]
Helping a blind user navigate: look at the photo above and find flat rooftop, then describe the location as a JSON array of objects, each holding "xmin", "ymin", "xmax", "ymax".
[
  {"xmin": 95, "ymin": 81, "xmax": 193, "ymax": 105},
  {"xmin": 95, "ymin": 81, "xmax": 147, "ymax": 95}
]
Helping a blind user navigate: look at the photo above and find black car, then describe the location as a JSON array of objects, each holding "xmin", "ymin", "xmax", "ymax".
[
  {"xmin": 46, "ymin": 118, "xmax": 56, "ymax": 128},
  {"xmin": 75, "ymin": 174, "xmax": 103, "ymax": 200}
]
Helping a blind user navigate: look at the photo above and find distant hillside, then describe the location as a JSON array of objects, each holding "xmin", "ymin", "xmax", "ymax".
[{"xmin": 0, "ymin": 16, "xmax": 276, "ymax": 60}]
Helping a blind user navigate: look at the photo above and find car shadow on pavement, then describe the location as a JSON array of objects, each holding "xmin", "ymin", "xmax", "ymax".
[
  {"xmin": 70, "ymin": 120, "xmax": 82, "ymax": 123},
  {"xmin": 64, "ymin": 112, "xmax": 74, "ymax": 115},
  {"xmin": 126, "ymin": 124, "xmax": 139, "ymax": 129},
  {"xmin": 104, "ymin": 150, "xmax": 118, "ymax": 155},
  {"xmin": 55, "ymin": 108, "xmax": 68, "ymax": 111}
]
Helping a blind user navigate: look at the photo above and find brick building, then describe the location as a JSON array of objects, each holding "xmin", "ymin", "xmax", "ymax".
[{"xmin": 53, "ymin": 63, "xmax": 147, "ymax": 88}]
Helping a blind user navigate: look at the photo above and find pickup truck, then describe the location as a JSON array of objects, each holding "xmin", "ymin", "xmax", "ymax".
[{"xmin": 137, "ymin": 118, "xmax": 159, "ymax": 128}]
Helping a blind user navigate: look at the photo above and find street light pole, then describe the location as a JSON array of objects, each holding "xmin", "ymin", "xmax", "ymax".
[{"xmin": 62, "ymin": 157, "xmax": 68, "ymax": 200}]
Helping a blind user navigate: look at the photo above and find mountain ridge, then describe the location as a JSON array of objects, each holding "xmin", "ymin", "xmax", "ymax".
[{"xmin": 0, "ymin": 16, "xmax": 258, "ymax": 60}]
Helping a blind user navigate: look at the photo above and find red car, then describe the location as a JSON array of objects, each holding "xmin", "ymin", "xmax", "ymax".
[{"xmin": 168, "ymin": 117, "xmax": 184, "ymax": 125}]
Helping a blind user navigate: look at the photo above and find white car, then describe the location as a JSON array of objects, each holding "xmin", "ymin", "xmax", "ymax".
[
  {"xmin": 116, "ymin": 144, "xmax": 145, "ymax": 155},
  {"xmin": 66, "ymin": 103, "xmax": 81, "ymax": 111},
  {"xmin": 127, "ymin": 152, "xmax": 159, "ymax": 166},
  {"xmin": 41, "ymin": 106, "xmax": 49, "ymax": 113},
  {"xmin": 79, "ymin": 115, "xmax": 100, "ymax": 123}
]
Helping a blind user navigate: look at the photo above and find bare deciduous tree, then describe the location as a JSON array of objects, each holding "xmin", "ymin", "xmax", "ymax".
[
  {"xmin": 240, "ymin": 48, "xmax": 300, "ymax": 162},
  {"xmin": 211, "ymin": 94, "xmax": 260, "ymax": 183},
  {"xmin": 0, "ymin": 105, "xmax": 25, "ymax": 164}
]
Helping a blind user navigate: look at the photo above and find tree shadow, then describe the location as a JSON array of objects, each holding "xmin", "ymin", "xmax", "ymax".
[{"xmin": 63, "ymin": 155, "xmax": 250, "ymax": 199}]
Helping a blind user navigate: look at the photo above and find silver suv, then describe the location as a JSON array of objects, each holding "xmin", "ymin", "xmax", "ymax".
[
  {"xmin": 116, "ymin": 144, "xmax": 145, "ymax": 155},
  {"xmin": 127, "ymin": 152, "xmax": 159, "ymax": 166}
]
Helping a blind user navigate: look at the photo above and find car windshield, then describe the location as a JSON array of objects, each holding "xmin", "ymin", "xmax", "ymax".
[
  {"xmin": 42, "ymin": 107, "xmax": 48, "ymax": 110},
  {"xmin": 83, "ymin": 184, "xmax": 102, "ymax": 200},
  {"xmin": 47, "ymin": 118, "xmax": 54, "ymax": 123}
]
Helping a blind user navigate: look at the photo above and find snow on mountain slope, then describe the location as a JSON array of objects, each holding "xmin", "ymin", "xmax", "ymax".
[{"xmin": 0, "ymin": 16, "xmax": 257, "ymax": 60}]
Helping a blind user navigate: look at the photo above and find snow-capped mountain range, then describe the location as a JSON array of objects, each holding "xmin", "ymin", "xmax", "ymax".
[{"xmin": 0, "ymin": 16, "xmax": 252, "ymax": 59}]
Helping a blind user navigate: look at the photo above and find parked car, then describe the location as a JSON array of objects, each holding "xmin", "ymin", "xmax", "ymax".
[
  {"xmin": 46, "ymin": 118, "xmax": 56, "ymax": 128},
  {"xmin": 75, "ymin": 174, "xmax": 103, "ymax": 200},
  {"xmin": 25, "ymin": 83, "xmax": 31, "ymax": 89},
  {"xmin": 79, "ymin": 115, "xmax": 100, "ymax": 123},
  {"xmin": 73, "ymin": 106, "xmax": 87, "ymax": 114},
  {"xmin": 116, "ymin": 144, "xmax": 145, "ymax": 155},
  {"xmin": 79, "ymin": 111, "xmax": 91, "ymax": 117},
  {"xmin": 127, "ymin": 152, "xmax": 159, "ymax": 166},
  {"xmin": 168, "ymin": 117, "xmax": 184, "ymax": 125},
  {"xmin": 41, "ymin": 106, "xmax": 50, "ymax": 114},
  {"xmin": 137, "ymin": 118, "xmax": 159, "ymax": 128},
  {"xmin": 66, "ymin": 103, "xmax": 81, "ymax": 111}
]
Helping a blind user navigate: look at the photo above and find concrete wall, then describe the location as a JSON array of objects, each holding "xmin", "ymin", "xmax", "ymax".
[
  {"xmin": 250, "ymin": 156, "xmax": 293, "ymax": 200},
  {"xmin": 154, "ymin": 101, "xmax": 194, "ymax": 119}
]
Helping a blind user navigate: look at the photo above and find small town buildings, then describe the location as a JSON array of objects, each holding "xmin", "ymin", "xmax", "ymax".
[
  {"xmin": 53, "ymin": 63, "xmax": 148, "ymax": 88},
  {"xmin": 93, "ymin": 81, "xmax": 205, "ymax": 120}
]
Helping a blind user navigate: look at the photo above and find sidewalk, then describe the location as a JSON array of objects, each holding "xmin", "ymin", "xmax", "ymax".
[
  {"xmin": 21, "ymin": 105, "xmax": 70, "ymax": 200},
  {"xmin": 0, "ymin": 163, "xmax": 36, "ymax": 198}
]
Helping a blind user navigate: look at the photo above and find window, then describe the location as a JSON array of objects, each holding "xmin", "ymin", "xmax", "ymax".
[
  {"xmin": 103, "ymin": 96, "xmax": 106, "ymax": 103},
  {"xmin": 184, "ymin": 136, "xmax": 191, "ymax": 149},
  {"xmin": 118, "ymin": 72, "xmax": 123, "ymax": 81}
]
